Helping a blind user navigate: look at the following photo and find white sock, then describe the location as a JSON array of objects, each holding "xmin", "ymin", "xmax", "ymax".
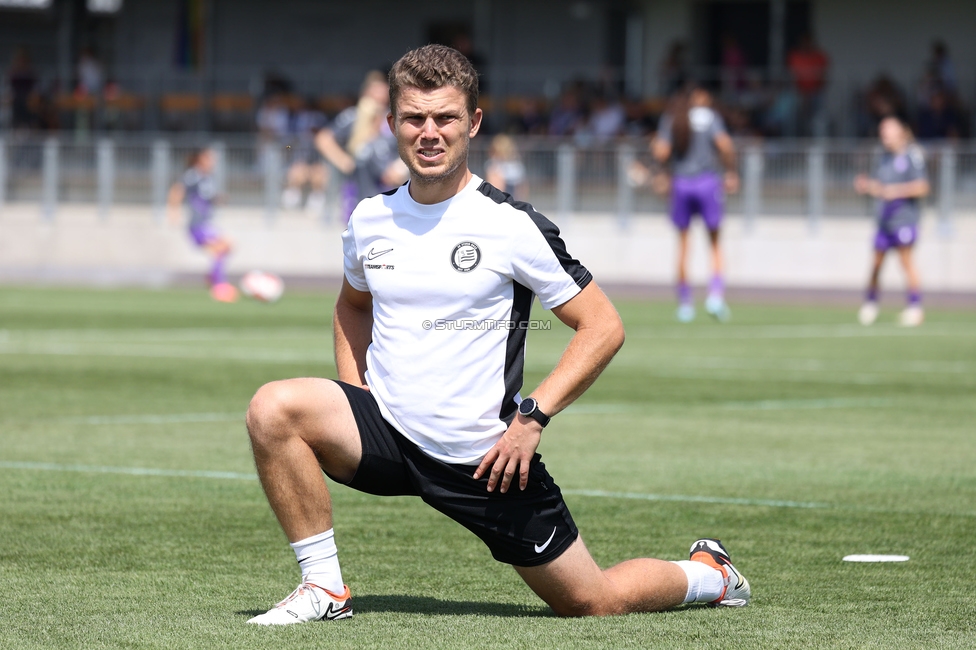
[
  {"xmin": 290, "ymin": 529, "xmax": 344, "ymax": 594},
  {"xmin": 674, "ymin": 560, "xmax": 726, "ymax": 604}
]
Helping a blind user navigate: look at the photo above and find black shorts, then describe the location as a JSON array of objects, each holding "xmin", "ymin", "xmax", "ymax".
[{"xmin": 330, "ymin": 381, "xmax": 579, "ymax": 567}]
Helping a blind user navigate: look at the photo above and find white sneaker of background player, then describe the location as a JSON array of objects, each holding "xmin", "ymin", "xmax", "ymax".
[
  {"xmin": 281, "ymin": 186, "xmax": 302, "ymax": 210},
  {"xmin": 857, "ymin": 302, "xmax": 879, "ymax": 326},
  {"xmin": 899, "ymin": 305, "xmax": 924, "ymax": 327},
  {"xmin": 305, "ymin": 190, "xmax": 326, "ymax": 216},
  {"xmin": 247, "ymin": 580, "xmax": 352, "ymax": 625}
]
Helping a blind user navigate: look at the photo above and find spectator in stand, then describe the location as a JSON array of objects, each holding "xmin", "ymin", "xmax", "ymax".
[
  {"xmin": 915, "ymin": 87, "xmax": 963, "ymax": 140},
  {"xmin": 582, "ymin": 92, "xmax": 625, "ymax": 144},
  {"xmin": 506, "ymin": 96, "xmax": 548, "ymax": 135},
  {"xmin": 623, "ymin": 96, "xmax": 655, "ymax": 136},
  {"xmin": 787, "ymin": 33, "xmax": 829, "ymax": 136},
  {"xmin": 76, "ymin": 47, "xmax": 104, "ymax": 97},
  {"xmin": 484, "ymin": 134, "xmax": 528, "ymax": 200},
  {"xmin": 256, "ymin": 93, "xmax": 291, "ymax": 146},
  {"xmin": 720, "ymin": 34, "xmax": 747, "ymax": 96},
  {"xmin": 763, "ymin": 78, "xmax": 799, "ymax": 137},
  {"xmin": 451, "ymin": 30, "xmax": 488, "ymax": 93},
  {"xmin": 8, "ymin": 46, "xmax": 38, "ymax": 130},
  {"xmin": 659, "ymin": 41, "xmax": 689, "ymax": 96},
  {"xmin": 859, "ymin": 75, "xmax": 908, "ymax": 137},
  {"xmin": 548, "ymin": 86, "xmax": 584, "ymax": 137},
  {"xmin": 281, "ymin": 96, "xmax": 329, "ymax": 214},
  {"xmin": 928, "ymin": 41, "xmax": 957, "ymax": 95}
]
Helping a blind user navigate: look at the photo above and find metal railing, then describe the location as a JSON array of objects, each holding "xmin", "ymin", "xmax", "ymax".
[{"xmin": 0, "ymin": 133, "xmax": 972, "ymax": 235}]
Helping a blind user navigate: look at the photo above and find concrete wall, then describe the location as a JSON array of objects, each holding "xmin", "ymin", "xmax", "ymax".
[{"xmin": 2, "ymin": 204, "xmax": 973, "ymax": 294}]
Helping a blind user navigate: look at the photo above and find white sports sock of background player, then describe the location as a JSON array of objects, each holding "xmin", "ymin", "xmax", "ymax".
[
  {"xmin": 673, "ymin": 560, "xmax": 725, "ymax": 603},
  {"xmin": 290, "ymin": 529, "xmax": 344, "ymax": 594}
]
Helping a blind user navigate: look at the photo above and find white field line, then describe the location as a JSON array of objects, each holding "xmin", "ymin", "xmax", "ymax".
[
  {"xmin": 718, "ymin": 397, "xmax": 894, "ymax": 411},
  {"xmin": 608, "ymin": 356, "xmax": 975, "ymax": 375},
  {"xmin": 565, "ymin": 397, "xmax": 894, "ymax": 414},
  {"xmin": 0, "ymin": 339, "xmax": 969, "ymax": 379},
  {"xmin": 0, "ymin": 341, "xmax": 334, "ymax": 364},
  {"xmin": 0, "ymin": 327, "xmax": 327, "ymax": 342},
  {"xmin": 61, "ymin": 412, "xmax": 243, "ymax": 425},
  {"xmin": 0, "ymin": 460, "xmax": 256, "ymax": 481},
  {"xmin": 561, "ymin": 488, "xmax": 825, "ymax": 509},
  {"xmin": 1, "ymin": 322, "xmax": 972, "ymax": 343},
  {"xmin": 3, "ymin": 460, "xmax": 973, "ymax": 517},
  {"xmin": 0, "ymin": 460, "xmax": 821, "ymax": 509},
  {"xmin": 625, "ymin": 322, "xmax": 976, "ymax": 340}
]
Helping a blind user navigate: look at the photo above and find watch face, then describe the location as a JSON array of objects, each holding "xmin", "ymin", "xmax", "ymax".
[{"xmin": 519, "ymin": 398, "xmax": 536, "ymax": 416}]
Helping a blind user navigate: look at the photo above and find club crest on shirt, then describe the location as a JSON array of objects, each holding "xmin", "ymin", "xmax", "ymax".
[{"xmin": 451, "ymin": 241, "xmax": 481, "ymax": 272}]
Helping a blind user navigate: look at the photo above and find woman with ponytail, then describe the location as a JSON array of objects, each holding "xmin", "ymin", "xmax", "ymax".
[{"xmin": 651, "ymin": 87, "xmax": 738, "ymax": 322}]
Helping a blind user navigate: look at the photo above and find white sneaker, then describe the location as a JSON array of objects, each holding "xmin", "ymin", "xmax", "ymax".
[
  {"xmin": 858, "ymin": 302, "xmax": 879, "ymax": 326},
  {"xmin": 676, "ymin": 303, "xmax": 696, "ymax": 323},
  {"xmin": 305, "ymin": 191, "xmax": 326, "ymax": 216},
  {"xmin": 704, "ymin": 294, "xmax": 731, "ymax": 322},
  {"xmin": 899, "ymin": 305, "xmax": 924, "ymax": 327},
  {"xmin": 281, "ymin": 186, "xmax": 302, "ymax": 210},
  {"xmin": 689, "ymin": 538, "xmax": 751, "ymax": 607},
  {"xmin": 247, "ymin": 580, "xmax": 352, "ymax": 625}
]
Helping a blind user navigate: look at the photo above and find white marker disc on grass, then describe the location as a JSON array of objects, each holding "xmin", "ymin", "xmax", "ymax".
[{"xmin": 842, "ymin": 554, "xmax": 910, "ymax": 563}]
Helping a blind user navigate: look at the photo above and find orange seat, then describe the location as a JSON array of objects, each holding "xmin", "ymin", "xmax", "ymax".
[
  {"xmin": 55, "ymin": 94, "xmax": 98, "ymax": 111},
  {"xmin": 104, "ymin": 93, "xmax": 145, "ymax": 111},
  {"xmin": 211, "ymin": 93, "xmax": 254, "ymax": 113},
  {"xmin": 317, "ymin": 95, "xmax": 355, "ymax": 116},
  {"xmin": 160, "ymin": 93, "xmax": 204, "ymax": 112}
]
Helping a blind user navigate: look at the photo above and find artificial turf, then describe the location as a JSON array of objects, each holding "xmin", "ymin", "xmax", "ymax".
[{"xmin": 1, "ymin": 286, "xmax": 974, "ymax": 649}]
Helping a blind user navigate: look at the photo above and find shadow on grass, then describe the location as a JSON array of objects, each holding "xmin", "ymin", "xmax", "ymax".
[{"xmin": 237, "ymin": 594, "xmax": 551, "ymax": 619}]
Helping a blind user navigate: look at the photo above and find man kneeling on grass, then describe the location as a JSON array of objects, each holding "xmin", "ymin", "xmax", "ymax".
[{"xmin": 245, "ymin": 44, "xmax": 750, "ymax": 624}]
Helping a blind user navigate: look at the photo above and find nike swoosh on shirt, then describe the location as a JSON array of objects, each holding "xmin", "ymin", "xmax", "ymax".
[
  {"xmin": 534, "ymin": 527, "xmax": 557, "ymax": 553},
  {"xmin": 366, "ymin": 247, "xmax": 393, "ymax": 260}
]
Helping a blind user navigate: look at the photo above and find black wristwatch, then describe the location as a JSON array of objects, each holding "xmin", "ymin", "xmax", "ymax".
[{"xmin": 518, "ymin": 397, "xmax": 550, "ymax": 428}]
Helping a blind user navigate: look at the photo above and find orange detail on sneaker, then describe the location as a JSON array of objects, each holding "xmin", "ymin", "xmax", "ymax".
[{"xmin": 689, "ymin": 538, "xmax": 751, "ymax": 607}]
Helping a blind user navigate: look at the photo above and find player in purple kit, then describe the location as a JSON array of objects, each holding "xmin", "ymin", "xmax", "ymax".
[
  {"xmin": 854, "ymin": 115, "xmax": 930, "ymax": 327},
  {"xmin": 652, "ymin": 87, "xmax": 738, "ymax": 322},
  {"xmin": 168, "ymin": 147, "xmax": 238, "ymax": 303}
]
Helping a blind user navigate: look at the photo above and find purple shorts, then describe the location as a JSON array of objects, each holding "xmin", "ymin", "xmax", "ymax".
[
  {"xmin": 189, "ymin": 222, "xmax": 220, "ymax": 247},
  {"xmin": 874, "ymin": 225, "xmax": 917, "ymax": 252},
  {"xmin": 670, "ymin": 173, "xmax": 724, "ymax": 232}
]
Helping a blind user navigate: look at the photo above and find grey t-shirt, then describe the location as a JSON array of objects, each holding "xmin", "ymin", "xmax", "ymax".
[
  {"xmin": 875, "ymin": 145, "xmax": 927, "ymax": 232},
  {"xmin": 354, "ymin": 132, "xmax": 400, "ymax": 199},
  {"xmin": 657, "ymin": 106, "xmax": 727, "ymax": 177},
  {"xmin": 330, "ymin": 106, "xmax": 357, "ymax": 150},
  {"xmin": 182, "ymin": 168, "xmax": 216, "ymax": 228}
]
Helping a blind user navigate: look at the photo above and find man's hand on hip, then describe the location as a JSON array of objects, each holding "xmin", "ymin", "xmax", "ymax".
[{"xmin": 473, "ymin": 416, "xmax": 542, "ymax": 493}]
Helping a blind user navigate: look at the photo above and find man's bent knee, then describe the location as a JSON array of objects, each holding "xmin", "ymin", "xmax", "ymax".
[{"xmin": 246, "ymin": 380, "xmax": 307, "ymax": 445}]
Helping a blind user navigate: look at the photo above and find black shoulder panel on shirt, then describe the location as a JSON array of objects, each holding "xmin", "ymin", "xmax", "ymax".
[
  {"xmin": 380, "ymin": 181, "xmax": 408, "ymax": 197},
  {"xmin": 476, "ymin": 181, "xmax": 593, "ymax": 289}
]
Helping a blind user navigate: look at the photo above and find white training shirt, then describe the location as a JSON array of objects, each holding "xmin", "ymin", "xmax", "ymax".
[{"xmin": 342, "ymin": 175, "xmax": 592, "ymax": 464}]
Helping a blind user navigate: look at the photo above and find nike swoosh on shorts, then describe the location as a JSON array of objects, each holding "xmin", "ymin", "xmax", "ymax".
[{"xmin": 534, "ymin": 527, "xmax": 557, "ymax": 553}]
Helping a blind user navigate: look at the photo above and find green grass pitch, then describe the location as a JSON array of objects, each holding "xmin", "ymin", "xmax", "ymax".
[{"xmin": 1, "ymin": 286, "xmax": 974, "ymax": 649}]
